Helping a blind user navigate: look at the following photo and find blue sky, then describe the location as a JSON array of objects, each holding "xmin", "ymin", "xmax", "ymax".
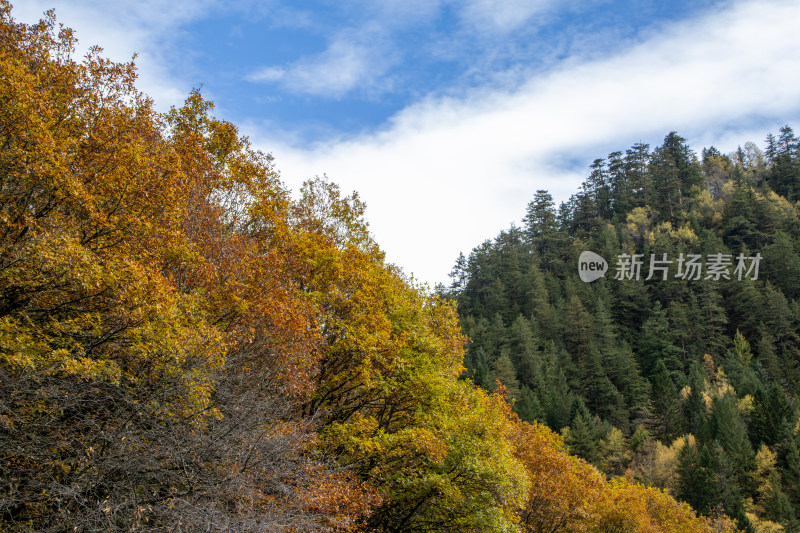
[{"xmin": 15, "ymin": 0, "xmax": 800, "ymax": 286}]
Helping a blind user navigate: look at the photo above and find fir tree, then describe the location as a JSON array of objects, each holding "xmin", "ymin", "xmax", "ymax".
[
  {"xmin": 684, "ymin": 363, "xmax": 709, "ymax": 442},
  {"xmin": 564, "ymin": 407, "xmax": 600, "ymax": 465},
  {"xmin": 649, "ymin": 360, "xmax": 684, "ymax": 440},
  {"xmin": 515, "ymin": 385, "xmax": 546, "ymax": 424},
  {"xmin": 491, "ymin": 350, "xmax": 521, "ymax": 399},
  {"xmin": 710, "ymin": 392, "xmax": 755, "ymax": 488},
  {"xmin": 677, "ymin": 438, "xmax": 714, "ymax": 514}
]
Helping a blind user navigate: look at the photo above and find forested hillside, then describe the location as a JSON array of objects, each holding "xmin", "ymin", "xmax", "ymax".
[
  {"xmin": 0, "ymin": 6, "xmax": 735, "ymax": 533},
  {"xmin": 447, "ymin": 126, "xmax": 800, "ymax": 531}
]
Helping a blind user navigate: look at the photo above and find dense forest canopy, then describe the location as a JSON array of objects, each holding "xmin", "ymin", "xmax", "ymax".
[
  {"xmin": 0, "ymin": 3, "xmax": 787, "ymax": 532},
  {"xmin": 446, "ymin": 125, "xmax": 800, "ymax": 531}
]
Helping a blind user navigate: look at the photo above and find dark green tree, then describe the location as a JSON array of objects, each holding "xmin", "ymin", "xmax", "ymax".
[
  {"xmin": 564, "ymin": 405, "xmax": 600, "ymax": 465},
  {"xmin": 649, "ymin": 359, "xmax": 684, "ymax": 440},
  {"xmin": 684, "ymin": 363, "xmax": 709, "ymax": 442},
  {"xmin": 650, "ymin": 132, "xmax": 704, "ymax": 224},
  {"xmin": 523, "ymin": 189, "xmax": 559, "ymax": 252},
  {"xmin": 709, "ymin": 392, "xmax": 755, "ymax": 488},
  {"xmin": 676, "ymin": 438, "xmax": 715, "ymax": 514}
]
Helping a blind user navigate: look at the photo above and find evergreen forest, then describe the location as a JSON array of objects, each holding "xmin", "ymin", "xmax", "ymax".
[{"xmin": 445, "ymin": 126, "xmax": 800, "ymax": 531}]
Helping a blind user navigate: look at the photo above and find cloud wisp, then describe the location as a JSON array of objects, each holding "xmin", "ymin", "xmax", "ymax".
[{"xmin": 248, "ymin": 34, "xmax": 393, "ymax": 98}]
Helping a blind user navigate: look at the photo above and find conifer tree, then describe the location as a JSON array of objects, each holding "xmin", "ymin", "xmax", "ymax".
[
  {"xmin": 685, "ymin": 363, "xmax": 710, "ymax": 442},
  {"xmin": 565, "ymin": 407, "xmax": 600, "ymax": 466},
  {"xmin": 762, "ymin": 471, "xmax": 796, "ymax": 526},
  {"xmin": 492, "ymin": 350, "xmax": 521, "ymax": 399},
  {"xmin": 677, "ymin": 438, "xmax": 714, "ymax": 514},
  {"xmin": 523, "ymin": 190, "xmax": 558, "ymax": 247},
  {"xmin": 710, "ymin": 392, "xmax": 755, "ymax": 487},
  {"xmin": 515, "ymin": 385, "xmax": 546, "ymax": 424},
  {"xmin": 650, "ymin": 360, "xmax": 684, "ymax": 440},
  {"xmin": 508, "ymin": 315, "xmax": 541, "ymax": 387},
  {"xmin": 625, "ymin": 142, "xmax": 652, "ymax": 208},
  {"xmin": 750, "ymin": 384, "xmax": 794, "ymax": 447}
]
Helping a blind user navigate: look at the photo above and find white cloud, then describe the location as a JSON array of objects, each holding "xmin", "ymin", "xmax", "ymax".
[
  {"xmin": 12, "ymin": 0, "xmax": 218, "ymax": 109},
  {"xmin": 460, "ymin": 0, "xmax": 559, "ymax": 32},
  {"xmin": 245, "ymin": 0, "xmax": 569, "ymax": 99},
  {"xmin": 256, "ymin": 0, "xmax": 800, "ymax": 286},
  {"xmin": 248, "ymin": 66, "xmax": 286, "ymax": 82},
  {"xmin": 248, "ymin": 38, "xmax": 385, "ymax": 97}
]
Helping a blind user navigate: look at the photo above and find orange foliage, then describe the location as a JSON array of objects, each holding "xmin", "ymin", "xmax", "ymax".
[{"xmin": 508, "ymin": 413, "xmax": 734, "ymax": 533}]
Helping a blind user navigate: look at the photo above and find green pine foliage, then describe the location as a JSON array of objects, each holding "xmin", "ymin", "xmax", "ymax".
[{"xmin": 447, "ymin": 128, "xmax": 800, "ymax": 530}]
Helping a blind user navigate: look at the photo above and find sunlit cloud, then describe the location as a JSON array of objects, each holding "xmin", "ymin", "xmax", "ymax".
[
  {"xmin": 460, "ymin": 0, "xmax": 560, "ymax": 32},
  {"xmin": 248, "ymin": 37, "xmax": 390, "ymax": 97}
]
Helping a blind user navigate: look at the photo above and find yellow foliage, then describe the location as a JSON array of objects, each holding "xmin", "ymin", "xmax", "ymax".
[
  {"xmin": 738, "ymin": 394, "xmax": 755, "ymax": 417},
  {"xmin": 512, "ymin": 419, "xmax": 720, "ymax": 533},
  {"xmin": 626, "ymin": 206, "xmax": 652, "ymax": 242},
  {"xmin": 747, "ymin": 513, "xmax": 785, "ymax": 533}
]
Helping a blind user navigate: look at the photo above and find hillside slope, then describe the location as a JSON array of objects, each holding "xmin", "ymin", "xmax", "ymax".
[{"xmin": 447, "ymin": 129, "xmax": 800, "ymax": 531}]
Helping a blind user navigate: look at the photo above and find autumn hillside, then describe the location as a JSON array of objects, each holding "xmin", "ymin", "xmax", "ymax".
[{"xmin": 0, "ymin": 5, "xmax": 731, "ymax": 532}]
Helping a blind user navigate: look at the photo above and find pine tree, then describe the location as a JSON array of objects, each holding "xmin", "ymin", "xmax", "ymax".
[
  {"xmin": 651, "ymin": 132, "xmax": 703, "ymax": 224},
  {"xmin": 728, "ymin": 279, "xmax": 764, "ymax": 340},
  {"xmin": 541, "ymin": 344, "xmax": 573, "ymax": 430},
  {"xmin": 448, "ymin": 252, "xmax": 468, "ymax": 293},
  {"xmin": 571, "ymin": 183, "xmax": 600, "ymax": 238},
  {"xmin": 600, "ymin": 427, "xmax": 630, "ymax": 475},
  {"xmin": 610, "ymin": 344, "xmax": 651, "ymax": 424},
  {"xmin": 703, "ymin": 442, "xmax": 751, "ymax": 531},
  {"xmin": 523, "ymin": 190, "xmax": 558, "ymax": 247},
  {"xmin": 765, "ymin": 125, "xmax": 800, "ymax": 200},
  {"xmin": 694, "ymin": 280, "xmax": 729, "ymax": 357},
  {"xmin": 779, "ymin": 429, "xmax": 800, "ymax": 505},
  {"xmin": 515, "ymin": 385, "xmax": 546, "ymax": 424},
  {"xmin": 710, "ymin": 392, "xmax": 755, "ymax": 487},
  {"xmin": 721, "ymin": 330, "xmax": 760, "ymax": 398},
  {"xmin": 608, "ymin": 150, "xmax": 632, "ymax": 217},
  {"xmin": 492, "ymin": 350, "xmax": 521, "ymax": 399},
  {"xmin": 750, "ymin": 384, "xmax": 794, "ymax": 447},
  {"xmin": 468, "ymin": 347, "xmax": 493, "ymax": 390},
  {"xmin": 586, "ymin": 158, "xmax": 613, "ymax": 220},
  {"xmin": 757, "ymin": 326, "xmax": 781, "ymax": 381},
  {"xmin": 507, "ymin": 315, "xmax": 541, "ymax": 387},
  {"xmin": 762, "ymin": 470, "xmax": 796, "ymax": 525},
  {"xmin": 564, "ymin": 293, "xmax": 593, "ymax": 367},
  {"xmin": 625, "ymin": 142, "xmax": 652, "ymax": 208},
  {"xmin": 564, "ymin": 407, "xmax": 600, "ymax": 465},
  {"xmin": 649, "ymin": 360, "xmax": 684, "ymax": 440},
  {"xmin": 684, "ymin": 363, "xmax": 709, "ymax": 441},
  {"xmin": 580, "ymin": 349, "xmax": 627, "ymax": 428},
  {"xmin": 639, "ymin": 302, "xmax": 683, "ymax": 377},
  {"xmin": 763, "ymin": 231, "xmax": 800, "ymax": 300},
  {"xmin": 527, "ymin": 262, "xmax": 557, "ymax": 339},
  {"xmin": 677, "ymin": 437, "xmax": 714, "ymax": 514},
  {"xmin": 593, "ymin": 287, "xmax": 618, "ymax": 356}
]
